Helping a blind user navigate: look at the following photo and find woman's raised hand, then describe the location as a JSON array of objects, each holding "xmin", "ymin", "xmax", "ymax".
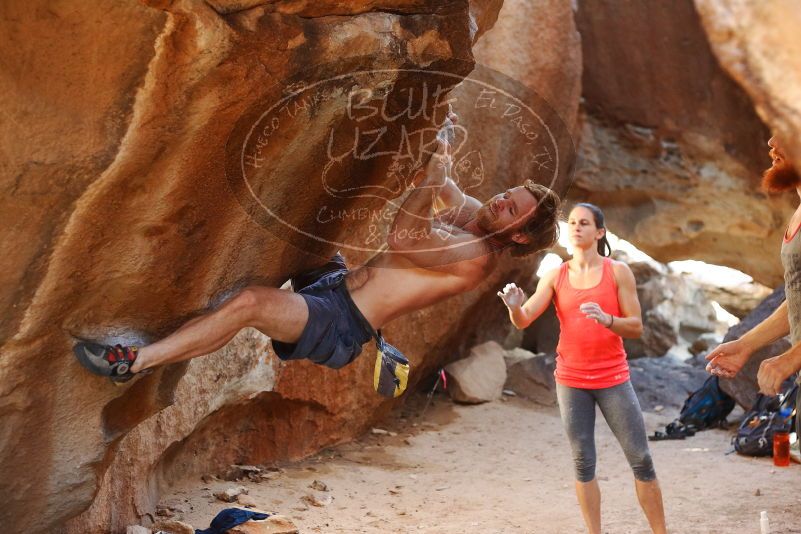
[
  {"xmin": 498, "ymin": 283, "xmax": 526, "ymax": 309},
  {"xmin": 579, "ymin": 301, "xmax": 611, "ymax": 326}
]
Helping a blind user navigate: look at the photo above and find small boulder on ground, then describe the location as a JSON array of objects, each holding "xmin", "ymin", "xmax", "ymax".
[
  {"xmin": 631, "ymin": 308, "xmax": 679, "ymax": 358},
  {"xmin": 223, "ymin": 464, "xmax": 263, "ymax": 482},
  {"xmin": 309, "ymin": 480, "xmax": 329, "ymax": 491},
  {"xmin": 228, "ymin": 515, "xmax": 299, "ymax": 534},
  {"xmin": 237, "ymin": 493, "xmax": 258, "ymax": 508},
  {"xmin": 445, "ymin": 341, "xmax": 507, "ymax": 404},
  {"xmin": 214, "ymin": 486, "xmax": 248, "ymax": 503},
  {"xmin": 689, "ymin": 332, "xmax": 723, "ymax": 357},
  {"xmin": 155, "ymin": 505, "xmax": 178, "ymax": 518},
  {"xmin": 152, "ymin": 519, "xmax": 194, "ymax": 534},
  {"xmin": 301, "ymin": 493, "xmax": 333, "ymax": 507},
  {"xmin": 629, "ymin": 357, "xmax": 710, "ymax": 411},
  {"xmin": 701, "ymin": 281, "xmax": 772, "ymax": 319},
  {"xmin": 504, "ymin": 349, "xmax": 557, "ymax": 406}
]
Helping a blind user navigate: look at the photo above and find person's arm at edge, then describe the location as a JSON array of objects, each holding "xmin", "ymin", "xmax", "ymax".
[
  {"xmin": 506, "ymin": 268, "xmax": 558, "ymax": 330},
  {"xmin": 735, "ymin": 300, "xmax": 790, "ymax": 352},
  {"xmin": 387, "ymin": 168, "xmax": 438, "ymax": 246},
  {"xmin": 757, "ymin": 338, "xmax": 801, "ymax": 395},
  {"xmin": 436, "ymin": 177, "xmax": 483, "ymax": 213},
  {"xmin": 431, "ymin": 110, "xmax": 482, "ymax": 214},
  {"xmin": 608, "ymin": 261, "xmax": 643, "ymax": 338},
  {"xmin": 705, "ymin": 300, "xmax": 789, "ymax": 378},
  {"xmin": 388, "ymin": 134, "xmax": 458, "ymax": 244}
]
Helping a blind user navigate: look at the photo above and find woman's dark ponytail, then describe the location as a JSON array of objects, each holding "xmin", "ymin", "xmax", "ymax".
[
  {"xmin": 575, "ymin": 202, "xmax": 612, "ymax": 257},
  {"xmin": 598, "ymin": 234, "xmax": 612, "ymax": 257}
]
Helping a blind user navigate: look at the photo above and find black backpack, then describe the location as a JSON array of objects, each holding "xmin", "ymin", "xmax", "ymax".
[
  {"xmin": 733, "ymin": 384, "xmax": 798, "ymax": 457},
  {"xmin": 679, "ymin": 376, "xmax": 736, "ymax": 430}
]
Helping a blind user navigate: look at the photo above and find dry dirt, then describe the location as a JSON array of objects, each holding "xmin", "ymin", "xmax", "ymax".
[{"xmin": 162, "ymin": 393, "xmax": 801, "ymax": 533}]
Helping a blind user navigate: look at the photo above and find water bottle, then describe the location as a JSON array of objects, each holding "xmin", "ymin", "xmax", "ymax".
[
  {"xmin": 760, "ymin": 510, "xmax": 770, "ymax": 534},
  {"xmin": 773, "ymin": 407, "xmax": 792, "ymax": 467}
]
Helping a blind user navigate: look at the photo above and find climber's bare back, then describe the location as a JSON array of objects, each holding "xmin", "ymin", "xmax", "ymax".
[{"xmin": 346, "ymin": 214, "xmax": 496, "ymax": 329}]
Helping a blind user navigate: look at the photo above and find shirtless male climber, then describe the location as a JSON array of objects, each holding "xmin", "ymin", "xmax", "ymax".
[{"xmin": 75, "ymin": 114, "xmax": 561, "ymax": 397}]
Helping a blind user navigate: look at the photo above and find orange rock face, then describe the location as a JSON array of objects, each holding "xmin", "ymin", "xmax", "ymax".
[
  {"xmin": 0, "ymin": 1, "xmax": 581, "ymax": 533},
  {"xmin": 695, "ymin": 0, "xmax": 801, "ymax": 169},
  {"xmin": 7, "ymin": 0, "xmax": 798, "ymax": 532},
  {"xmin": 573, "ymin": 0, "xmax": 789, "ymax": 285},
  {"xmin": 473, "ymin": 0, "xmax": 582, "ymax": 133}
]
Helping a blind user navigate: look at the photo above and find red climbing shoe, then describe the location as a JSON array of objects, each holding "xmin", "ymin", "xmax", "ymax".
[{"xmin": 73, "ymin": 341, "xmax": 140, "ymax": 383}]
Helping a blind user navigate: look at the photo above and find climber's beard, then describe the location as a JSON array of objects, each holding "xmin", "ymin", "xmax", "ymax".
[{"xmin": 762, "ymin": 161, "xmax": 801, "ymax": 193}]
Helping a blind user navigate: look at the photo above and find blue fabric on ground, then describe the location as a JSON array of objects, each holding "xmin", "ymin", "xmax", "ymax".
[{"xmin": 194, "ymin": 508, "xmax": 270, "ymax": 534}]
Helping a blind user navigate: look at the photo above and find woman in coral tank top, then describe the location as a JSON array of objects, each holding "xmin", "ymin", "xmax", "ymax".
[{"xmin": 499, "ymin": 204, "xmax": 667, "ymax": 534}]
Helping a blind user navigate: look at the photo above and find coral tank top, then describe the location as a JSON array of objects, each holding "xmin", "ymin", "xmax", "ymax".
[{"xmin": 553, "ymin": 257, "xmax": 630, "ymax": 389}]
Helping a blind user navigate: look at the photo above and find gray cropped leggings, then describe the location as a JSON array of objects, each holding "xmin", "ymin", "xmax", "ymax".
[{"xmin": 556, "ymin": 380, "xmax": 656, "ymax": 483}]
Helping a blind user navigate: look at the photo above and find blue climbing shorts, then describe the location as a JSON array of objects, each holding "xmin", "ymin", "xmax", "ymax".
[{"xmin": 271, "ymin": 255, "xmax": 374, "ymax": 369}]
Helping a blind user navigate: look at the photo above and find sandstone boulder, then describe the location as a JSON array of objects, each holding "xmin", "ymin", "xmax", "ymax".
[
  {"xmin": 629, "ymin": 357, "xmax": 710, "ymax": 412},
  {"xmin": 701, "ymin": 282, "xmax": 773, "ymax": 320},
  {"xmin": 151, "ymin": 519, "xmax": 194, "ymax": 534},
  {"xmin": 222, "ymin": 464, "xmax": 264, "ymax": 482},
  {"xmin": 634, "ymin": 310, "xmax": 679, "ymax": 359},
  {"xmin": 621, "ymin": 257, "xmax": 724, "ymax": 359},
  {"xmin": 445, "ymin": 341, "xmax": 507, "ymax": 404},
  {"xmin": 473, "ymin": 0, "xmax": 581, "ymax": 134},
  {"xmin": 237, "ymin": 494, "xmax": 259, "ymax": 508},
  {"xmin": 0, "ymin": 2, "xmax": 509, "ymax": 532},
  {"xmin": 695, "ymin": 0, "xmax": 801, "ymax": 169},
  {"xmin": 0, "ymin": 0, "xmax": 583, "ymax": 531},
  {"xmin": 573, "ymin": 0, "xmax": 787, "ymax": 286},
  {"xmin": 228, "ymin": 515, "xmax": 299, "ymax": 534},
  {"xmin": 504, "ymin": 349, "xmax": 557, "ymax": 406},
  {"xmin": 689, "ymin": 332, "xmax": 724, "ymax": 358},
  {"xmin": 214, "ymin": 486, "xmax": 249, "ymax": 503}
]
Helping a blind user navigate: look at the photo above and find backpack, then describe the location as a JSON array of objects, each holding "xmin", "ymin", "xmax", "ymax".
[
  {"xmin": 649, "ymin": 376, "xmax": 736, "ymax": 441},
  {"xmin": 733, "ymin": 384, "xmax": 798, "ymax": 457},
  {"xmin": 679, "ymin": 376, "xmax": 736, "ymax": 430}
]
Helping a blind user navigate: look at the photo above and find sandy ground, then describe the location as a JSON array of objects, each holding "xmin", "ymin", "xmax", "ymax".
[{"xmin": 164, "ymin": 393, "xmax": 801, "ymax": 534}]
